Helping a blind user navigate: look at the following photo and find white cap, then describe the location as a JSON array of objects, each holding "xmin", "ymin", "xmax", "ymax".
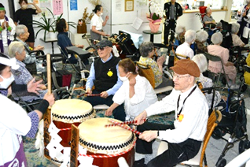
[{"xmin": 0, "ymin": 57, "xmax": 19, "ymax": 70}]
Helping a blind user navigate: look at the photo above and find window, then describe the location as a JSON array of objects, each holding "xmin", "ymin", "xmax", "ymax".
[{"xmin": 176, "ymin": 0, "xmax": 224, "ymax": 10}]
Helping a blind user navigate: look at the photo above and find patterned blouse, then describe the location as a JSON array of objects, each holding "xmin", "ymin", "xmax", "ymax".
[{"xmin": 139, "ymin": 56, "xmax": 163, "ymax": 87}]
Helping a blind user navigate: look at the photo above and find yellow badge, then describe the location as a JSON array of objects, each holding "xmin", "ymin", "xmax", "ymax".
[
  {"xmin": 178, "ymin": 114, "xmax": 184, "ymax": 122},
  {"xmin": 107, "ymin": 69, "xmax": 113, "ymax": 77}
]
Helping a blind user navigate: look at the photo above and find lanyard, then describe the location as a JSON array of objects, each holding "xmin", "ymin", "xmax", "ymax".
[{"xmin": 177, "ymin": 86, "xmax": 197, "ymax": 117}]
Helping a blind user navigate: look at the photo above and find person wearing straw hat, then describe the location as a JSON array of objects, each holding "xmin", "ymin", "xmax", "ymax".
[
  {"xmin": 0, "ymin": 54, "xmax": 54, "ymax": 166},
  {"xmin": 133, "ymin": 59, "xmax": 209, "ymax": 167}
]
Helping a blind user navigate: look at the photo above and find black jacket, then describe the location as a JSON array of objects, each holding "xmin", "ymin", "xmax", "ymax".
[{"xmin": 164, "ymin": 2, "xmax": 183, "ymax": 20}]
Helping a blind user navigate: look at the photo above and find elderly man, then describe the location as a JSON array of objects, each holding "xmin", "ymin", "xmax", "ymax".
[
  {"xmin": 84, "ymin": 39, "xmax": 126, "ymax": 121},
  {"xmin": 0, "ymin": 3, "xmax": 16, "ymax": 54},
  {"xmin": 176, "ymin": 30, "xmax": 196, "ymax": 59},
  {"xmin": 203, "ymin": 8, "xmax": 216, "ymax": 28},
  {"xmin": 133, "ymin": 59, "xmax": 209, "ymax": 167},
  {"xmin": 15, "ymin": 24, "xmax": 44, "ymax": 75}
]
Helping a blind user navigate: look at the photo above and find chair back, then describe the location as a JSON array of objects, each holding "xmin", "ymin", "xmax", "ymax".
[
  {"xmin": 136, "ymin": 62, "xmax": 155, "ymax": 88},
  {"xmin": 174, "ymin": 53, "xmax": 190, "ymax": 64}
]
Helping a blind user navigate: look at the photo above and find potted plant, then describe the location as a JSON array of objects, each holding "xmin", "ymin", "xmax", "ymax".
[
  {"xmin": 33, "ymin": 8, "xmax": 76, "ymax": 40},
  {"xmin": 146, "ymin": 0, "xmax": 162, "ymax": 33}
]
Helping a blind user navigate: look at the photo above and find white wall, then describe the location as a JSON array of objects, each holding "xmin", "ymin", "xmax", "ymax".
[{"xmin": 2, "ymin": 0, "xmax": 10, "ymax": 17}]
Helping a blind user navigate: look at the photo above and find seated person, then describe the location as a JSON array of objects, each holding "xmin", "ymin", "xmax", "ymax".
[
  {"xmin": 176, "ymin": 30, "xmax": 196, "ymax": 59},
  {"xmin": 56, "ymin": 18, "xmax": 84, "ymax": 64},
  {"xmin": 105, "ymin": 58, "xmax": 157, "ymax": 121},
  {"xmin": 84, "ymin": 40, "xmax": 126, "ymax": 121},
  {"xmin": 208, "ymin": 32, "xmax": 238, "ymax": 88},
  {"xmin": 15, "ymin": 24, "xmax": 44, "ymax": 75},
  {"xmin": 192, "ymin": 54, "xmax": 224, "ymax": 110},
  {"xmin": 203, "ymin": 8, "xmax": 216, "ymax": 29},
  {"xmin": 231, "ymin": 23, "xmax": 245, "ymax": 47},
  {"xmin": 195, "ymin": 30, "xmax": 209, "ymax": 54},
  {"xmin": 174, "ymin": 26, "xmax": 186, "ymax": 46},
  {"xmin": 133, "ymin": 59, "xmax": 209, "ymax": 167},
  {"xmin": 8, "ymin": 41, "xmax": 47, "ymax": 102},
  {"xmin": 138, "ymin": 42, "xmax": 173, "ymax": 89},
  {"xmin": 244, "ymin": 53, "xmax": 250, "ymax": 85}
]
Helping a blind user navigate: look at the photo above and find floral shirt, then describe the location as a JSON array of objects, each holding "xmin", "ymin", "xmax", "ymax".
[{"xmin": 139, "ymin": 56, "xmax": 162, "ymax": 87}]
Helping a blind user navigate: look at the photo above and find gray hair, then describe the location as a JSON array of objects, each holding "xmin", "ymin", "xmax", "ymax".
[
  {"xmin": 175, "ymin": 26, "xmax": 186, "ymax": 35},
  {"xmin": 8, "ymin": 41, "xmax": 25, "ymax": 58},
  {"xmin": 196, "ymin": 30, "xmax": 208, "ymax": 42},
  {"xmin": 139, "ymin": 42, "xmax": 154, "ymax": 57},
  {"xmin": 211, "ymin": 32, "xmax": 223, "ymax": 45},
  {"xmin": 15, "ymin": 25, "xmax": 27, "ymax": 37},
  {"xmin": 192, "ymin": 54, "xmax": 207, "ymax": 73},
  {"xmin": 206, "ymin": 8, "xmax": 211, "ymax": 14},
  {"xmin": 231, "ymin": 23, "xmax": 240, "ymax": 34},
  {"xmin": 184, "ymin": 30, "xmax": 196, "ymax": 43}
]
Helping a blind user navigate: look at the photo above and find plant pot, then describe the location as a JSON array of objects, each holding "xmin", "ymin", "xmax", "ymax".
[
  {"xmin": 149, "ymin": 22, "xmax": 160, "ymax": 33},
  {"xmin": 77, "ymin": 22, "xmax": 87, "ymax": 33}
]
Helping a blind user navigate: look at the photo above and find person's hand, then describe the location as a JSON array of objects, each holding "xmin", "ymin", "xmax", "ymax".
[
  {"xmin": 86, "ymin": 88, "xmax": 92, "ymax": 95},
  {"xmin": 101, "ymin": 32, "xmax": 109, "ymax": 36},
  {"xmin": 27, "ymin": 78, "xmax": 43, "ymax": 94},
  {"xmin": 34, "ymin": 45, "xmax": 44, "ymax": 51},
  {"xmin": 157, "ymin": 56, "xmax": 166, "ymax": 66},
  {"xmin": 134, "ymin": 111, "xmax": 147, "ymax": 125},
  {"xmin": 105, "ymin": 107, "xmax": 113, "ymax": 116},
  {"xmin": 238, "ymin": 10, "xmax": 242, "ymax": 15},
  {"xmin": 225, "ymin": 62, "xmax": 234, "ymax": 66},
  {"xmin": 139, "ymin": 130, "xmax": 158, "ymax": 142},
  {"xmin": 243, "ymin": 11, "xmax": 247, "ymax": 17},
  {"xmin": 76, "ymin": 44, "xmax": 84, "ymax": 49},
  {"xmin": 129, "ymin": 76, "xmax": 136, "ymax": 87},
  {"xmin": 105, "ymin": 16, "xmax": 109, "ymax": 21},
  {"xmin": 43, "ymin": 93, "xmax": 55, "ymax": 106},
  {"xmin": 100, "ymin": 91, "xmax": 108, "ymax": 98},
  {"xmin": 39, "ymin": 84, "xmax": 47, "ymax": 90},
  {"xmin": 1, "ymin": 21, "xmax": 6, "ymax": 29}
]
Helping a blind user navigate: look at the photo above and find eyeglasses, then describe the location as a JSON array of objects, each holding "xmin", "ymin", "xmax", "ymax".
[
  {"xmin": 97, "ymin": 47, "xmax": 106, "ymax": 51},
  {"xmin": 173, "ymin": 73, "xmax": 190, "ymax": 79}
]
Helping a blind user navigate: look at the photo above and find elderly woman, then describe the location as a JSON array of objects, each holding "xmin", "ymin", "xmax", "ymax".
[
  {"xmin": 231, "ymin": 23, "xmax": 245, "ymax": 47},
  {"xmin": 8, "ymin": 41, "xmax": 47, "ymax": 102},
  {"xmin": 208, "ymin": 32, "xmax": 238, "ymax": 88},
  {"xmin": 105, "ymin": 58, "xmax": 157, "ymax": 121},
  {"xmin": 0, "ymin": 54, "xmax": 54, "ymax": 166},
  {"xmin": 203, "ymin": 8, "xmax": 216, "ymax": 28},
  {"xmin": 176, "ymin": 30, "xmax": 196, "ymax": 59},
  {"xmin": 195, "ymin": 30, "xmax": 208, "ymax": 54},
  {"xmin": 174, "ymin": 26, "xmax": 186, "ymax": 45},
  {"xmin": 138, "ymin": 42, "xmax": 173, "ymax": 88}
]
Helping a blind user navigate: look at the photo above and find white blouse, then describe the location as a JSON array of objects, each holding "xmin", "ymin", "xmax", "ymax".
[
  {"xmin": 113, "ymin": 75, "xmax": 157, "ymax": 121},
  {"xmin": 90, "ymin": 14, "xmax": 103, "ymax": 30}
]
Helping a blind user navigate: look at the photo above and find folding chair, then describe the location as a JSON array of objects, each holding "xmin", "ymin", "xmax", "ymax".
[
  {"xmin": 203, "ymin": 52, "xmax": 230, "ymax": 88},
  {"xmin": 157, "ymin": 110, "xmax": 222, "ymax": 167}
]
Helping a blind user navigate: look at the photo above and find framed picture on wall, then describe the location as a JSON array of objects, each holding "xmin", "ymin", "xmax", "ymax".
[{"xmin": 125, "ymin": 0, "xmax": 134, "ymax": 12}]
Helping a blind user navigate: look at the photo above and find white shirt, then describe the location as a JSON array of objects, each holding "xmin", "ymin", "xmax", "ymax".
[
  {"xmin": 146, "ymin": 85, "xmax": 209, "ymax": 143},
  {"xmin": 0, "ymin": 17, "xmax": 16, "ymax": 46},
  {"xmin": 113, "ymin": 75, "xmax": 157, "ymax": 120},
  {"xmin": 0, "ymin": 94, "xmax": 31, "ymax": 165},
  {"xmin": 90, "ymin": 14, "xmax": 103, "ymax": 30},
  {"xmin": 176, "ymin": 42, "xmax": 194, "ymax": 59}
]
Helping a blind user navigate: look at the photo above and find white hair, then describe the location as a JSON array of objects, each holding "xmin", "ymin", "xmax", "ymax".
[
  {"xmin": 175, "ymin": 26, "xmax": 186, "ymax": 35},
  {"xmin": 15, "ymin": 25, "xmax": 27, "ymax": 37},
  {"xmin": 8, "ymin": 41, "xmax": 25, "ymax": 58},
  {"xmin": 192, "ymin": 54, "xmax": 208, "ymax": 73},
  {"xmin": 196, "ymin": 30, "xmax": 208, "ymax": 42},
  {"xmin": 184, "ymin": 30, "xmax": 196, "ymax": 43},
  {"xmin": 206, "ymin": 8, "xmax": 211, "ymax": 14},
  {"xmin": 211, "ymin": 32, "xmax": 223, "ymax": 45},
  {"xmin": 231, "ymin": 23, "xmax": 240, "ymax": 34}
]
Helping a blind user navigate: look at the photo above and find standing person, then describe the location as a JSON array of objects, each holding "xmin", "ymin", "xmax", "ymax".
[
  {"xmin": 105, "ymin": 58, "xmax": 157, "ymax": 121},
  {"xmin": 84, "ymin": 40, "xmax": 126, "ymax": 121},
  {"xmin": 133, "ymin": 59, "xmax": 209, "ymax": 167},
  {"xmin": 14, "ymin": 0, "xmax": 42, "ymax": 49},
  {"xmin": 236, "ymin": 0, "xmax": 250, "ymax": 44},
  {"xmin": 0, "ymin": 3, "xmax": 16, "ymax": 55},
  {"xmin": 90, "ymin": 5, "xmax": 109, "ymax": 42},
  {"xmin": 163, "ymin": 0, "xmax": 183, "ymax": 45},
  {"xmin": 0, "ymin": 54, "xmax": 55, "ymax": 167}
]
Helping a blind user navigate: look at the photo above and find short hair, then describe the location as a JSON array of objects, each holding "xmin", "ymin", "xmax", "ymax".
[
  {"xmin": 175, "ymin": 26, "xmax": 186, "ymax": 35},
  {"xmin": 211, "ymin": 32, "xmax": 223, "ymax": 45},
  {"xmin": 139, "ymin": 42, "xmax": 154, "ymax": 57},
  {"xmin": 192, "ymin": 54, "xmax": 208, "ymax": 73},
  {"xmin": 206, "ymin": 8, "xmax": 211, "ymax": 14},
  {"xmin": 196, "ymin": 30, "xmax": 209, "ymax": 42},
  {"xmin": 184, "ymin": 30, "xmax": 196, "ymax": 43},
  {"xmin": 93, "ymin": 5, "xmax": 102, "ymax": 13},
  {"xmin": 118, "ymin": 58, "xmax": 137, "ymax": 75},
  {"xmin": 231, "ymin": 23, "xmax": 240, "ymax": 34},
  {"xmin": 15, "ymin": 25, "xmax": 27, "ymax": 37},
  {"xmin": 8, "ymin": 41, "xmax": 25, "ymax": 58},
  {"xmin": 18, "ymin": 0, "xmax": 28, "ymax": 4},
  {"xmin": 56, "ymin": 18, "xmax": 66, "ymax": 33}
]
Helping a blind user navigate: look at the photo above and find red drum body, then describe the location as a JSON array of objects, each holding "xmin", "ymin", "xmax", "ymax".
[{"xmin": 78, "ymin": 118, "xmax": 135, "ymax": 167}]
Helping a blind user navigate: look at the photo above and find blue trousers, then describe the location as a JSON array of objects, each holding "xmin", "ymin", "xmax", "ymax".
[{"xmin": 83, "ymin": 90, "xmax": 126, "ymax": 121}]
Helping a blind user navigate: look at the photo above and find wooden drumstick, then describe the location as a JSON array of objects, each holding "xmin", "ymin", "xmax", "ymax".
[{"xmin": 46, "ymin": 53, "xmax": 52, "ymax": 94}]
